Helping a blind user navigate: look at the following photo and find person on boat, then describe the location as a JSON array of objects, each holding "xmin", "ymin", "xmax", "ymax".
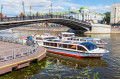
[
  {"xmin": 26, "ymin": 36, "xmax": 31, "ymax": 46},
  {"xmin": 58, "ymin": 34, "xmax": 61, "ymax": 39},
  {"xmin": 29, "ymin": 36, "xmax": 32, "ymax": 41},
  {"xmin": 26, "ymin": 36, "xmax": 34, "ymax": 46}
]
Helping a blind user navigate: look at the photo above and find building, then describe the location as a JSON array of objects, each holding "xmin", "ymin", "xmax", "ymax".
[
  {"xmin": 64, "ymin": 6, "xmax": 105, "ymax": 24},
  {"xmin": 111, "ymin": 3, "xmax": 120, "ymax": 24}
]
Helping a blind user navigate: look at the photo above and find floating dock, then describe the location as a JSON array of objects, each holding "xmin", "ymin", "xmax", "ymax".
[{"xmin": 0, "ymin": 41, "xmax": 46, "ymax": 75}]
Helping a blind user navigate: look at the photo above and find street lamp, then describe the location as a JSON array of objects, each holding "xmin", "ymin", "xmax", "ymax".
[
  {"xmin": 50, "ymin": 2, "xmax": 52, "ymax": 14},
  {"xmin": 68, "ymin": 7, "xmax": 70, "ymax": 17},
  {"xmin": 1, "ymin": 5, "xmax": 3, "ymax": 21},
  {"xmin": 22, "ymin": 1, "xmax": 25, "ymax": 20},
  {"xmin": 30, "ymin": 6, "xmax": 31, "ymax": 16},
  {"xmin": 114, "ymin": 7, "xmax": 116, "ymax": 25}
]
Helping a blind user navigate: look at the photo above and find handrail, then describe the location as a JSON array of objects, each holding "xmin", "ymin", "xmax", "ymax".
[
  {"xmin": 0, "ymin": 15, "xmax": 91, "ymax": 25},
  {"xmin": 0, "ymin": 36, "xmax": 39, "ymax": 62}
]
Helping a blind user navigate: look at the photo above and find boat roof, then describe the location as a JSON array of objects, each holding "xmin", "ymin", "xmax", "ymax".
[
  {"xmin": 62, "ymin": 32, "xmax": 74, "ymax": 35},
  {"xmin": 72, "ymin": 37, "xmax": 101, "ymax": 40},
  {"xmin": 45, "ymin": 39, "xmax": 91, "ymax": 45},
  {"xmin": 79, "ymin": 42, "xmax": 97, "ymax": 51}
]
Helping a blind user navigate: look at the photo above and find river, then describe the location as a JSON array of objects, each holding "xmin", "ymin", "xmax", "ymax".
[{"xmin": 0, "ymin": 29, "xmax": 120, "ymax": 79}]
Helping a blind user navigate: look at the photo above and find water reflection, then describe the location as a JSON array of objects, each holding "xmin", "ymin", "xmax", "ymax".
[{"xmin": 47, "ymin": 53, "xmax": 107, "ymax": 69}]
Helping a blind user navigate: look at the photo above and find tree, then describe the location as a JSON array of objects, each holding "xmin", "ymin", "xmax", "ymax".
[
  {"xmin": 19, "ymin": 12, "xmax": 24, "ymax": 17},
  {"xmin": 0, "ymin": 13, "xmax": 4, "ymax": 18},
  {"xmin": 103, "ymin": 12, "xmax": 110, "ymax": 24},
  {"xmin": 36, "ymin": 12, "xmax": 40, "ymax": 16}
]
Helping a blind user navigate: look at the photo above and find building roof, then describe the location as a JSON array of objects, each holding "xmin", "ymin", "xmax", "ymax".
[{"xmin": 80, "ymin": 6, "xmax": 89, "ymax": 10}]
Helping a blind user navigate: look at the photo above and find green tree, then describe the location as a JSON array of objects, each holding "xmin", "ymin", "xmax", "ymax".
[{"xmin": 103, "ymin": 12, "xmax": 110, "ymax": 24}]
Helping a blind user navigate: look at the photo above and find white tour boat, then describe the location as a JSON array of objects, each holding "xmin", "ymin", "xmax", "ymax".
[
  {"xmin": 23, "ymin": 33, "xmax": 108, "ymax": 58},
  {"xmin": 42, "ymin": 39, "xmax": 108, "ymax": 57},
  {"xmin": 61, "ymin": 32, "xmax": 107, "ymax": 48},
  {"xmin": 31, "ymin": 34, "xmax": 108, "ymax": 57}
]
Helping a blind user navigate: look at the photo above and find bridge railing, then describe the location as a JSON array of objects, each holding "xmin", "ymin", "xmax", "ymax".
[
  {"xmin": 0, "ymin": 15, "xmax": 91, "ymax": 25},
  {"xmin": 0, "ymin": 36, "xmax": 39, "ymax": 62}
]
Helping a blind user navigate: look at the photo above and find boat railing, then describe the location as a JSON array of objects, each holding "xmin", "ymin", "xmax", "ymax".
[{"xmin": 0, "ymin": 36, "xmax": 39, "ymax": 62}]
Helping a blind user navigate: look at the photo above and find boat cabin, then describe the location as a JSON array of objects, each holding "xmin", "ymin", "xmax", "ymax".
[
  {"xmin": 43, "ymin": 39, "xmax": 97, "ymax": 52},
  {"xmin": 61, "ymin": 32, "xmax": 75, "ymax": 40},
  {"xmin": 34, "ymin": 34, "xmax": 58, "ymax": 41}
]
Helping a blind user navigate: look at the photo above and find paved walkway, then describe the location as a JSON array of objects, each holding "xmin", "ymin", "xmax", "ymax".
[
  {"xmin": 0, "ymin": 41, "xmax": 27, "ymax": 51},
  {"xmin": 0, "ymin": 41, "xmax": 46, "ymax": 74}
]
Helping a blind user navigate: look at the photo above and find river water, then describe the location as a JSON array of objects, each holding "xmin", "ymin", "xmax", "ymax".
[{"xmin": 0, "ymin": 29, "xmax": 120, "ymax": 79}]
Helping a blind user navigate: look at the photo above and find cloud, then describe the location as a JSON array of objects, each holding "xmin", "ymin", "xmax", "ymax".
[
  {"xmin": 70, "ymin": 7, "xmax": 79, "ymax": 11},
  {"xmin": 0, "ymin": 0, "xmax": 111, "ymax": 16},
  {"xmin": 89, "ymin": 5, "xmax": 110, "ymax": 13},
  {"xmin": 104, "ymin": 6, "xmax": 110, "ymax": 9}
]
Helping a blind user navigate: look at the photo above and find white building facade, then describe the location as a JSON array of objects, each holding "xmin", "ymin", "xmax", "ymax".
[
  {"xmin": 111, "ymin": 3, "xmax": 120, "ymax": 24},
  {"xmin": 64, "ymin": 6, "xmax": 105, "ymax": 24}
]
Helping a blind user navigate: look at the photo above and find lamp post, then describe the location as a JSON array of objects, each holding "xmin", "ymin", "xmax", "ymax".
[
  {"xmin": 68, "ymin": 7, "xmax": 70, "ymax": 17},
  {"xmin": 22, "ymin": 1, "xmax": 25, "ymax": 20},
  {"xmin": 1, "ymin": 5, "xmax": 3, "ymax": 21},
  {"xmin": 50, "ymin": 2, "xmax": 53, "ymax": 18},
  {"xmin": 50, "ymin": 3, "xmax": 52, "ymax": 14},
  {"xmin": 114, "ymin": 7, "xmax": 116, "ymax": 25},
  {"xmin": 30, "ymin": 6, "xmax": 31, "ymax": 16}
]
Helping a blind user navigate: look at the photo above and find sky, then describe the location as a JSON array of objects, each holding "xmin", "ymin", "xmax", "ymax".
[{"xmin": 0, "ymin": 0, "xmax": 120, "ymax": 16}]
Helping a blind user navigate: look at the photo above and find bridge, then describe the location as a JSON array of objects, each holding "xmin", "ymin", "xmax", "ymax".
[{"xmin": 0, "ymin": 15, "xmax": 92, "ymax": 31}]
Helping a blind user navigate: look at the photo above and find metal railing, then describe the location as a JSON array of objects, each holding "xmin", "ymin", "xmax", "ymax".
[
  {"xmin": 0, "ymin": 36, "xmax": 39, "ymax": 62},
  {"xmin": 0, "ymin": 15, "xmax": 91, "ymax": 25}
]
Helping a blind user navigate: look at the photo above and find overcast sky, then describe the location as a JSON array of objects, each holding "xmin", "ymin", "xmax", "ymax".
[{"xmin": 0, "ymin": 0, "xmax": 120, "ymax": 16}]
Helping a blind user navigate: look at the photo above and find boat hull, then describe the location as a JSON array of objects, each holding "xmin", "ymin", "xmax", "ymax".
[{"xmin": 46, "ymin": 47, "xmax": 104, "ymax": 58}]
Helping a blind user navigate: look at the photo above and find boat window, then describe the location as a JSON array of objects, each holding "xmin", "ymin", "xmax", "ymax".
[
  {"xmin": 49, "ymin": 43, "xmax": 55, "ymax": 46},
  {"xmin": 63, "ymin": 41, "xmax": 71, "ymax": 43},
  {"xmin": 73, "ymin": 39, "xmax": 76, "ymax": 41},
  {"xmin": 47, "ymin": 40, "xmax": 52, "ymax": 41},
  {"xmin": 47, "ymin": 42, "xmax": 51, "ymax": 46},
  {"xmin": 80, "ymin": 42, "xmax": 97, "ymax": 51},
  {"xmin": 63, "ymin": 44, "xmax": 67, "ymax": 48},
  {"xmin": 43, "ymin": 37, "xmax": 56, "ymax": 40},
  {"xmin": 44, "ymin": 42, "xmax": 50, "ymax": 46},
  {"xmin": 93, "ymin": 40, "xmax": 101, "ymax": 43},
  {"xmin": 43, "ymin": 42, "xmax": 46, "ymax": 45},
  {"xmin": 80, "ymin": 39, "xmax": 86, "ymax": 41},
  {"xmin": 58, "ymin": 43, "xmax": 62, "ymax": 48},
  {"xmin": 54, "ymin": 40, "xmax": 61, "ymax": 42},
  {"xmin": 63, "ymin": 34, "xmax": 74, "ymax": 37},
  {"xmin": 52, "ymin": 43, "xmax": 57, "ymax": 47},
  {"xmin": 68, "ymin": 45, "xmax": 76, "ymax": 50},
  {"xmin": 68, "ymin": 38, "xmax": 71, "ymax": 40},
  {"xmin": 77, "ymin": 46, "xmax": 87, "ymax": 51}
]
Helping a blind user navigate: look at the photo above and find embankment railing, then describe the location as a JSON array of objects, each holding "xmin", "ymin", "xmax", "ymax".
[{"xmin": 0, "ymin": 36, "xmax": 39, "ymax": 62}]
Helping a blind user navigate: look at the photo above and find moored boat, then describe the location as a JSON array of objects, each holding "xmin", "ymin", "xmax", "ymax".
[
  {"xmin": 42, "ymin": 40, "xmax": 108, "ymax": 57},
  {"xmin": 61, "ymin": 32, "xmax": 107, "ymax": 48},
  {"xmin": 23, "ymin": 33, "xmax": 109, "ymax": 58}
]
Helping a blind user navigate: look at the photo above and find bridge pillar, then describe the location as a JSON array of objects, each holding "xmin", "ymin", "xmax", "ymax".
[{"xmin": 85, "ymin": 24, "xmax": 111, "ymax": 34}]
